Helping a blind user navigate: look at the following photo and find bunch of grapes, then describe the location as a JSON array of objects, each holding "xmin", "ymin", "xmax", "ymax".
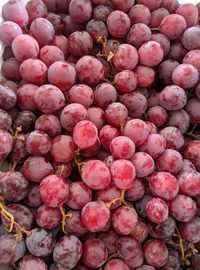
[{"xmin": 0, "ymin": 0, "xmax": 200, "ymax": 269}]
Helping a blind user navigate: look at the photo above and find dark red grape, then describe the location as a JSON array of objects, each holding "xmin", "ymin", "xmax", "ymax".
[
  {"xmin": 117, "ymin": 235, "xmax": 141, "ymax": 260},
  {"xmin": 18, "ymin": 255, "xmax": 48, "ymax": 270},
  {"xmin": 64, "ymin": 210, "xmax": 88, "ymax": 237},
  {"xmin": 179, "ymin": 217, "xmax": 200, "ymax": 244},
  {"xmin": 149, "ymin": 216, "xmax": 176, "ymax": 239},
  {"xmin": 26, "ymin": 0, "xmax": 48, "ymax": 24},
  {"xmin": 36, "ymin": 204, "xmax": 61, "ymax": 229}
]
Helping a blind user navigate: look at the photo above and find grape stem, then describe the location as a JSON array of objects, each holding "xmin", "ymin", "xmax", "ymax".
[
  {"xmin": 8, "ymin": 161, "xmax": 17, "ymax": 171},
  {"xmin": 106, "ymin": 190, "xmax": 131, "ymax": 208},
  {"xmin": 108, "ymin": 252, "xmax": 119, "ymax": 260},
  {"xmin": 74, "ymin": 148, "xmax": 84, "ymax": 174},
  {"xmin": 151, "ymin": 27, "xmax": 160, "ymax": 31},
  {"xmin": 58, "ymin": 164, "xmax": 65, "ymax": 176},
  {"xmin": 60, "ymin": 205, "xmax": 73, "ymax": 235},
  {"xmin": 186, "ymin": 124, "xmax": 200, "ymax": 140},
  {"xmin": 119, "ymin": 123, "xmax": 125, "ymax": 135}
]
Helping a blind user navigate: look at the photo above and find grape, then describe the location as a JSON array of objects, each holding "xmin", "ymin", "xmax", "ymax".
[
  {"xmin": 86, "ymin": 19, "xmax": 108, "ymax": 42},
  {"xmin": 149, "ymin": 216, "xmax": 176, "ymax": 239},
  {"xmin": 73, "ymin": 120, "xmax": 98, "ymax": 150},
  {"xmin": 137, "ymin": 0, "xmax": 161, "ymax": 11},
  {"xmin": 104, "ymin": 259, "xmax": 129, "ymax": 270},
  {"xmin": 52, "ymin": 35, "xmax": 68, "ymax": 55},
  {"xmin": 99, "ymin": 125, "xmax": 120, "ymax": 151},
  {"xmin": 168, "ymin": 41, "xmax": 188, "ymax": 62},
  {"xmin": 191, "ymin": 254, "xmax": 200, "ymax": 270},
  {"xmin": 159, "ymin": 85, "xmax": 187, "ymax": 111},
  {"xmin": 46, "ymin": 13, "xmax": 64, "ymax": 34},
  {"xmin": 181, "ymin": 26, "xmax": 200, "ymax": 51},
  {"xmin": 87, "ymin": 106, "xmax": 105, "ymax": 130},
  {"xmin": 176, "ymin": 3, "xmax": 198, "ymax": 27},
  {"xmin": 139, "ymin": 133, "xmax": 166, "ymax": 158},
  {"xmin": 105, "ymin": 102, "xmax": 128, "ymax": 128},
  {"xmin": 81, "ymin": 159, "xmax": 111, "ymax": 190},
  {"xmin": 81, "ymin": 138, "xmax": 100, "ymax": 157},
  {"xmin": 22, "ymin": 156, "xmax": 53, "ymax": 182},
  {"xmin": 2, "ymin": 0, "xmax": 29, "ymax": 28},
  {"xmin": 63, "ymin": 15, "xmax": 84, "ymax": 36},
  {"xmin": 132, "ymin": 218, "xmax": 149, "ymax": 243},
  {"xmin": 64, "ymin": 210, "xmax": 88, "ymax": 237},
  {"xmin": 127, "ymin": 23, "xmax": 151, "ymax": 49},
  {"xmin": 136, "ymin": 266, "xmax": 155, "ymax": 270},
  {"xmin": 20, "ymin": 58, "xmax": 48, "ymax": 85},
  {"xmin": 25, "ymin": 130, "xmax": 52, "ymax": 156},
  {"xmin": 36, "ymin": 204, "xmax": 61, "ymax": 229},
  {"xmin": 13, "ymin": 110, "xmax": 36, "ymax": 133},
  {"xmin": 107, "ymin": 10, "xmax": 130, "ymax": 38},
  {"xmin": 112, "ymin": 206, "xmax": 138, "ymax": 235},
  {"xmin": 184, "ymin": 140, "xmax": 200, "ymax": 170},
  {"xmin": 0, "ymin": 85, "xmax": 17, "ymax": 110},
  {"xmin": 48, "ymin": 61, "xmax": 77, "ymax": 91},
  {"xmin": 125, "ymin": 178, "xmax": 145, "ymax": 202},
  {"xmin": 185, "ymin": 98, "xmax": 200, "ymax": 124},
  {"xmin": 112, "ymin": 44, "xmax": 138, "ymax": 71},
  {"xmin": 156, "ymin": 149, "xmax": 183, "ymax": 175},
  {"xmin": 147, "ymin": 106, "xmax": 168, "ymax": 127},
  {"xmin": 144, "ymin": 240, "xmax": 168, "ymax": 268},
  {"xmin": 125, "ymin": 251, "xmax": 144, "ymax": 269},
  {"xmin": 53, "ymin": 162, "xmax": 72, "ymax": 178},
  {"xmin": 158, "ymin": 59, "xmax": 179, "ymax": 85},
  {"xmin": 146, "ymin": 197, "xmax": 169, "ymax": 224},
  {"xmin": 39, "ymin": 45, "xmax": 64, "ymax": 68},
  {"xmin": 179, "ymin": 217, "xmax": 200, "ymax": 244},
  {"xmin": 124, "ymin": 119, "xmax": 149, "ymax": 147},
  {"xmin": 145, "ymin": 121, "xmax": 158, "ymax": 134},
  {"xmin": 0, "ymin": 234, "xmax": 25, "ymax": 265},
  {"xmin": 135, "ymin": 65, "xmax": 155, "ymax": 88},
  {"xmin": 128, "ymin": 4, "xmax": 151, "ymax": 25},
  {"xmin": 1, "ymin": 58, "xmax": 21, "ymax": 82},
  {"xmin": 0, "ymin": 21, "xmax": 22, "ymax": 46},
  {"xmin": 178, "ymin": 171, "xmax": 200, "ymax": 197},
  {"xmin": 26, "ymin": 228, "xmax": 55, "ymax": 257},
  {"xmin": 34, "ymin": 84, "xmax": 65, "ymax": 114},
  {"xmin": 76, "ymin": 55, "xmax": 104, "ymax": 85},
  {"xmin": 183, "ymin": 49, "xmax": 200, "ymax": 73},
  {"xmin": 29, "ymin": 18, "xmax": 55, "ymax": 47},
  {"xmin": 160, "ymin": 14, "xmax": 186, "ymax": 40},
  {"xmin": 0, "ymin": 171, "xmax": 28, "ymax": 202},
  {"xmin": 110, "ymin": 136, "xmax": 135, "ymax": 160},
  {"xmin": 69, "ymin": 0, "xmax": 92, "ymax": 23},
  {"xmin": 130, "ymin": 152, "xmax": 155, "ymax": 178},
  {"xmin": 160, "ymin": 0, "xmax": 179, "ymax": 14},
  {"xmin": 9, "ymin": 134, "xmax": 29, "ymax": 164},
  {"xmin": 26, "ymin": 0, "xmax": 48, "ymax": 24},
  {"xmin": 39, "ymin": 174, "xmax": 69, "ymax": 207},
  {"xmin": 68, "ymin": 31, "xmax": 93, "ymax": 57},
  {"xmin": 110, "ymin": 159, "xmax": 136, "ymax": 190},
  {"xmin": 82, "ymin": 238, "xmax": 108, "ymax": 268},
  {"xmin": 151, "ymin": 33, "xmax": 170, "ymax": 56},
  {"xmin": 19, "ymin": 255, "xmax": 48, "ymax": 270},
  {"xmin": 35, "ymin": 114, "xmax": 61, "ymax": 137},
  {"xmin": 0, "ymin": 109, "xmax": 12, "ymax": 131},
  {"xmin": 68, "ymin": 84, "xmax": 94, "ymax": 108},
  {"xmin": 43, "ymin": 0, "xmax": 69, "ymax": 13},
  {"xmin": 1, "ymin": 203, "xmax": 33, "ymax": 232},
  {"xmin": 66, "ymin": 181, "xmax": 92, "ymax": 210},
  {"xmin": 149, "ymin": 172, "xmax": 179, "ymax": 200},
  {"xmin": 195, "ymin": 82, "xmax": 200, "ymax": 99},
  {"xmin": 166, "ymin": 109, "xmax": 190, "ymax": 134},
  {"xmin": 12, "ymin": 34, "xmax": 39, "ymax": 61},
  {"xmin": 1, "ymin": 80, "xmax": 18, "ymax": 94},
  {"xmin": 138, "ymin": 41, "xmax": 164, "ymax": 67},
  {"xmin": 180, "ymin": 159, "xmax": 196, "ymax": 174},
  {"xmin": 17, "ymin": 84, "xmax": 38, "ymax": 112},
  {"xmin": 150, "ymin": 8, "xmax": 169, "ymax": 28},
  {"xmin": 106, "ymin": 38, "xmax": 121, "ymax": 52},
  {"xmin": 60, "ymin": 104, "xmax": 87, "ymax": 132},
  {"xmin": 159, "ymin": 126, "xmax": 184, "ymax": 150},
  {"xmin": 93, "ymin": 5, "xmax": 112, "ymax": 22},
  {"xmin": 27, "ymin": 185, "xmax": 43, "ymax": 208},
  {"xmin": 98, "ymin": 229, "xmax": 118, "ymax": 254},
  {"xmin": 96, "ymin": 182, "xmax": 121, "ymax": 209},
  {"xmin": 114, "ymin": 70, "xmax": 138, "ymax": 93},
  {"xmin": 168, "ymin": 194, "xmax": 197, "ymax": 222},
  {"xmin": 117, "ymin": 235, "xmax": 141, "ymax": 260}
]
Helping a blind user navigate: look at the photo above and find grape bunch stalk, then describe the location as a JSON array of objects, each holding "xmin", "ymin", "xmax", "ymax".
[{"xmin": 0, "ymin": 0, "xmax": 200, "ymax": 269}]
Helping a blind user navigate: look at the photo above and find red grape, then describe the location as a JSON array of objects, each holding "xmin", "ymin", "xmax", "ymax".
[
  {"xmin": 0, "ymin": 109, "xmax": 12, "ymax": 131},
  {"xmin": 150, "ymin": 7, "xmax": 169, "ymax": 28},
  {"xmin": 69, "ymin": 0, "xmax": 92, "ymax": 23},
  {"xmin": 39, "ymin": 45, "xmax": 64, "ymax": 68},
  {"xmin": 68, "ymin": 31, "xmax": 93, "ymax": 57},
  {"xmin": 158, "ymin": 59, "xmax": 179, "ymax": 85},
  {"xmin": 110, "ymin": 136, "xmax": 135, "ymax": 160},
  {"xmin": 68, "ymin": 84, "xmax": 94, "ymax": 108},
  {"xmin": 81, "ymin": 201, "xmax": 110, "ymax": 232},
  {"xmin": 125, "ymin": 251, "xmax": 144, "ymax": 269},
  {"xmin": 176, "ymin": 3, "xmax": 198, "ymax": 27},
  {"xmin": 35, "ymin": 114, "xmax": 61, "ymax": 137},
  {"xmin": 64, "ymin": 210, "xmax": 88, "ymax": 237},
  {"xmin": 87, "ymin": 106, "xmax": 105, "ymax": 130},
  {"xmin": 168, "ymin": 41, "xmax": 188, "ymax": 62},
  {"xmin": 147, "ymin": 106, "xmax": 168, "ymax": 127},
  {"xmin": 166, "ymin": 109, "xmax": 190, "ymax": 134},
  {"xmin": 160, "ymin": 0, "xmax": 179, "ymax": 14},
  {"xmin": 178, "ymin": 171, "xmax": 200, "ymax": 197},
  {"xmin": 93, "ymin": 5, "xmax": 112, "ymax": 22},
  {"xmin": 130, "ymin": 152, "xmax": 155, "ymax": 178},
  {"xmin": 135, "ymin": 65, "xmax": 155, "ymax": 88},
  {"xmin": 127, "ymin": 23, "xmax": 151, "ymax": 49},
  {"xmin": 132, "ymin": 218, "xmax": 149, "ymax": 243},
  {"xmin": 0, "ymin": 85, "xmax": 17, "ymax": 110},
  {"xmin": 128, "ymin": 4, "xmax": 151, "ymax": 25},
  {"xmin": 99, "ymin": 125, "xmax": 120, "ymax": 150},
  {"xmin": 112, "ymin": 206, "xmax": 138, "ymax": 235},
  {"xmin": 146, "ymin": 197, "xmax": 169, "ymax": 224},
  {"xmin": 159, "ymin": 126, "xmax": 184, "ymax": 150},
  {"xmin": 107, "ymin": 10, "xmax": 131, "ymax": 38},
  {"xmin": 137, "ymin": 0, "xmax": 161, "ymax": 11},
  {"xmin": 149, "ymin": 216, "xmax": 176, "ymax": 239},
  {"xmin": 149, "ymin": 172, "xmax": 179, "ymax": 200},
  {"xmin": 183, "ymin": 49, "xmax": 200, "ymax": 73},
  {"xmin": 125, "ymin": 178, "xmax": 145, "ymax": 202},
  {"xmin": 184, "ymin": 140, "xmax": 200, "ymax": 170},
  {"xmin": 94, "ymin": 83, "xmax": 117, "ymax": 109},
  {"xmin": 179, "ymin": 217, "xmax": 200, "ymax": 244},
  {"xmin": 117, "ymin": 235, "xmax": 141, "ymax": 260},
  {"xmin": 46, "ymin": 13, "xmax": 64, "ymax": 34},
  {"xmin": 26, "ymin": 0, "xmax": 48, "ymax": 24},
  {"xmin": 98, "ymin": 229, "xmax": 118, "ymax": 254},
  {"xmin": 114, "ymin": 70, "xmax": 138, "ymax": 93},
  {"xmin": 86, "ymin": 19, "xmax": 108, "ymax": 42},
  {"xmin": 104, "ymin": 259, "xmax": 129, "ymax": 270},
  {"xmin": 36, "ymin": 204, "xmax": 61, "ymax": 229},
  {"xmin": 185, "ymin": 98, "xmax": 200, "ymax": 124},
  {"xmin": 0, "ymin": 21, "xmax": 22, "ymax": 46},
  {"xmin": 105, "ymin": 102, "xmax": 128, "ymax": 128},
  {"xmin": 27, "ymin": 185, "xmax": 43, "ymax": 208},
  {"xmin": 17, "ymin": 84, "xmax": 38, "ymax": 112},
  {"xmin": 52, "ymin": 35, "xmax": 68, "ymax": 55},
  {"xmin": 151, "ymin": 33, "xmax": 170, "ymax": 56},
  {"xmin": 0, "ymin": 129, "xmax": 13, "ymax": 160},
  {"xmin": 39, "ymin": 174, "xmax": 69, "ymax": 207},
  {"xmin": 81, "ymin": 159, "xmax": 111, "ymax": 190},
  {"xmin": 34, "ymin": 84, "xmax": 65, "ymax": 114}
]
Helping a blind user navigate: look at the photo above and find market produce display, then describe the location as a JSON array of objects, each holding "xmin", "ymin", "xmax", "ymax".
[{"xmin": 0, "ymin": 0, "xmax": 200, "ymax": 269}]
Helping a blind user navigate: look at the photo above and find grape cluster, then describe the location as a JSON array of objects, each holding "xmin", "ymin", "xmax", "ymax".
[{"xmin": 0, "ymin": 0, "xmax": 200, "ymax": 269}]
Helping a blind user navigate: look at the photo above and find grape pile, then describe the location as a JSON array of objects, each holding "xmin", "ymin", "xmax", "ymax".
[{"xmin": 0, "ymin": 0, "xmax": 200, "ymax": 269}]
